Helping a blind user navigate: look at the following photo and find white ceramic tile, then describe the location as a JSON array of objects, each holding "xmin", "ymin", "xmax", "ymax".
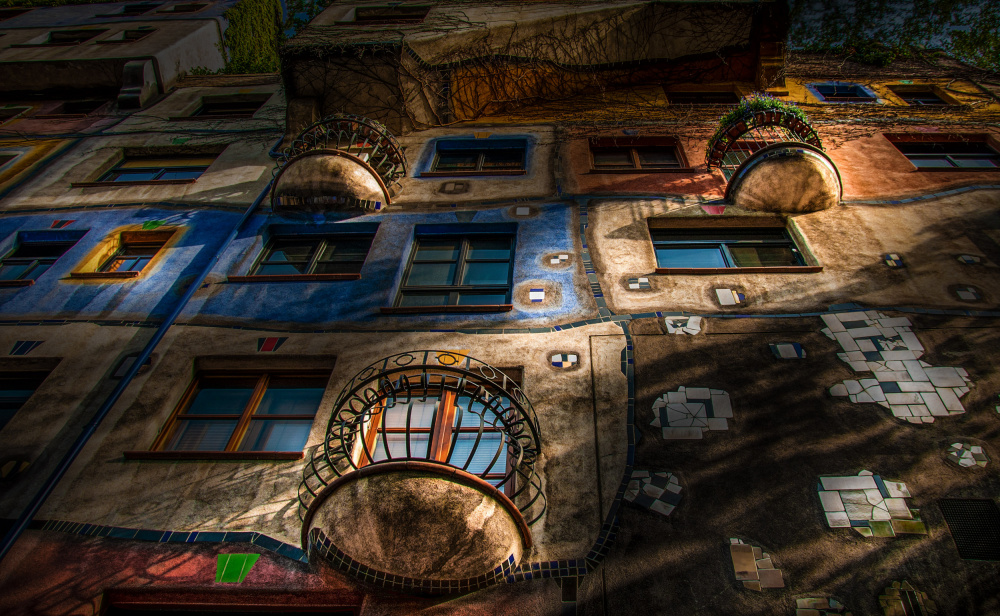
[
  {"xmin": 820, "ymin": 476, "xmax": 878, "ymax": 490},
  {"xmin": 819, "ymin": 491, "xmax": 845, "ymax": 511}
]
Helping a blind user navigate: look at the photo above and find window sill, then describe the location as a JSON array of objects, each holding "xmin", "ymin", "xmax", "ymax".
[
  {"xmin": 72, "ymin": 180, "xmax": 197, "ymax": 187},
  {"xmin": 0, "ymin": 279, "xmax": 34, "ymax": 287},
  {"xmin": 909, "ymin": 167, "xmax": 1000, "ymax": 172},
  {"xmin": 588, "ymin": 167, "xmax": 697, "ymax": 174},
  {"xmin": 123, "ymin": 451, "xmax": 304, "ymax": 461},
  {"xmin": 70, "ymin": 271, "xmax": 141, "ymax": 279},
  {"xmin": 419, "ymin": 170, "xmax": 525, "ymax": 178},
  {"xmin": 381, "ymin": 304, "xmax": 513, "ymax": 314},
  {"xmin": 228, "ymin": 273, "xmax": 361, "ymax": 282},
  {"xmin": 655, "ymin": 266, "xmax": 823, "ymax": 274}
]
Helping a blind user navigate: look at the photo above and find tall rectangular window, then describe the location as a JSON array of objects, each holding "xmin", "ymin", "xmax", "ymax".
[
  {"xmin": 155, "ymin": 372, "xmax": 327, "ymax": 453},
  {"xmin": 651, "ymin": 227, "xmax": 805, "ymax": 269},
  {"xmin": 397, "ymin": 235, "xmax": 514, "ymax": 307},
  {"xmin": 100, "ymin": 155, "xmax": 216, "ymax": 182},
  {"xmin": 252, "ymin": 235, "xmax": 374, "ymax": 276},
  {"xmin": 0, "ymin": 372, "xmax": 48, "ymax": 432}
]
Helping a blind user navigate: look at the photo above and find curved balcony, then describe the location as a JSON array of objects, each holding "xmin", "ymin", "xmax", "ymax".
[
  {"xmin": 706, "ymin": 100, "xmax": 842, "ymax": 212},
  {"xmin": 299, "ymin": 351, "xmax": 544, "ymax": 593},
  {"xmin": 271, "ymin": 114, "xmax": 407, "ymax": 214}
]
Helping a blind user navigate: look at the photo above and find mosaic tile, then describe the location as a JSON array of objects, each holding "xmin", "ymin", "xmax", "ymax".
[
  {"xmin": 215, "ymin": 553, "xmax": 259, "ymax": 583},
  {"xmin": 957, "ymin": 254, "xmax": 982, "ymax": 264},
  {"xmin": 9, "ymin": 340, "xmax": 43, "ymax": 356},
  {"xmin": 729, "ymin": 539, "xmax": 784, "ymax": 590},
  {"xmin": 256, "ymin": 337, "xmax": 288, "ymax": 352},
  {"xmin": 946, "ymin": 442, "xmax": 990, "ymax": 468},
  {"xmin": 664, "ymin": 315, "xmax": 701, "ymax": 335},
  {"xmin": 549, "ymin": 253, "xmax": 570, "ymax": 265},
  {"xmin": 624, "ymin": 470, "xmax": 681, "ymax": 517},
  {"xmin": 627, "ymin": 277, "xmax": 651, "ymax": 290},
  {"xmin": 715, "ymin": 288, "xmax": 744, "ymax": 306},
  {"xmin": 515, "ymin": 206, "xmax": 530, "ymax": 216},
  {"xmin": 795, "ymin": 597, "xmax": 853, "ymax": 615},
  {"xmin": 529, "ymin": 288, "xmax": 545, "ymax": 302},
  {"xmin": 770, "ymin": 342, "xmax": 806, "ymax": 359},
  {"xmin": 551, "ymin": 353, "xmax": 578, "ymax": 368},
  {"xmin": 883, "ymin": 253, "xmax": 905, "ymax": 268},
  {"xmin": 819, "ymin": 471, "xmax": 924, "ymax": 539}
]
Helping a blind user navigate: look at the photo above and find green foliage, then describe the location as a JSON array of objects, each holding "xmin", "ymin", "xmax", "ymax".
[
  {"xmin": 950, "ymin": 4, "xmax": 1000, "ymax": 73},
  {"xmin": 218, "ymin": 0, "xmax": 282, "ymax": 73},
  {"xmin": 705, "ymin": 95, "xmax": 812, "ymax": 159},
  {"xmin": 283, "ymin": 0, "xmax": 330, "ymax": 36}
]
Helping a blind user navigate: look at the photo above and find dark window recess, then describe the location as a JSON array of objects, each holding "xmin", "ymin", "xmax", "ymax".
[
  {"xmin": 111, "ymin": 353, "xmax": 152, "ymax": 378},
  {"xmin": 591, "ymin": 140, "xmax": 682, "ymax": 171},
  {"xmin": 397, "ymin": 236, "xmax": 514, "ymax": 307},
  {"xmin": 666, "ymin": 91, "xmax": 740, "ymax": 104},
  {"xmin": 99, "ymin": 240, "xmax": 166, "ymax": 273},
  {"xmin": 116, "ymin": 3, "xmax": 160, "ymax": 16},
  {"xmin": 891, "ymin": 87, "xmax": 948, "ymax": 106},
  {"xmin": 938, "ymin": 498, "xmax": 1000, "ymax": 561},
  {"xmin": 252, "ymin": 235, "xmax": 374, "ymax": 276},
  {"xmin": 0, "ymin": 107, "xmax": 29, "ymax": 124},
  {"xmin": 0, "ymin": 239, "xmax": 78, "ymax": 281},
  {"xmin": 99, "ymin": 155, "xmax": 215, "ymax": 182},
  {"xmin": 0, "ymin": 372, "xmax": 48, "ymax": 432},
  {"xmin": 193, "ymin": 95, "xmax": 269, "ymax": 118},
  {"xmin": 651, "ymin": 227, "xmax": 805, "ymax": 269},
  {"xmin": 0, "ymin": 8, "xmax": 32, "ymax": 21},
  {"xmin": 0, "ymin": 154, "xmax": 15, "ymax": 167},
  {"xmin": 352, "ymin": 5, "xmax": 429, "ymax": 23},
  {"xmin": 106, "ymin": 609, "xmax": 355, "ymax": 616},
  {"xmin": 891, "ymin": 141, "xmax": 1000, "ymax": 169},
  {"xmin": 52, "ymin": 100, "xmax": 107, "ymax": 116},
  {"xmin": 157, "ymin": 2, "xmax": 207, "ymax": 13},
  {"xmin": 156, "ymin": 373, "xmax": 327, "ymax": 453},
  {"xmin": 98, "ymin": 27, "xmax": 155, "ymax": 43},
  {"xmin": 429, "ymin": 139, "xmax": 526, "ymax": 175},
  {"xmin": 813, "ymin": 84, "xmax": 875, "ymax": 102},
  {"xmin": 43, "ymin": 29, "xmax": 109, "ymax": 45}
]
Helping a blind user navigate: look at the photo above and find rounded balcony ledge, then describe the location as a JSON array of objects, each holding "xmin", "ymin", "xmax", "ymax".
[
  {"xmin": 271, "ymin": 114, "xmax": 407, "ymax": 214},
  {"xmin": 725, "ymin": 142, "xmax": 843, "ymax": 213}
]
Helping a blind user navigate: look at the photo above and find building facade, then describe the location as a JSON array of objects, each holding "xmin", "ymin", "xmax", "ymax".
[{"xmin": 1, "ymin": 1, "xmax": 999, "ymax": 614}]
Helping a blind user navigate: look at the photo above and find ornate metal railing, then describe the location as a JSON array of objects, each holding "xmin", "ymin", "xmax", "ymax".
[
  {"xmin": 706, "ymin": 107, "xmax": 823, "ymax": 181},
  {"xmin": 299, "ymin": 351, "xmax": 545, "ymax": 525},
  {"xmin": 273, "ymin": 113, "xmax": 407, "ymax": 194}
]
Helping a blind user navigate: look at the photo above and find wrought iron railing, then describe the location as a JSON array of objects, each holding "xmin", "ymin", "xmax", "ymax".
[
  {"xmin": 706, "ymin": 107, "xmax": 822, "ymax": 181},
  {"xmin": 272, "ymin": 113, "xmax": 407, "ymax": 197},
  {"xmin": 299, "ymin": 351, "xmax": 545, "ymax": 525}
]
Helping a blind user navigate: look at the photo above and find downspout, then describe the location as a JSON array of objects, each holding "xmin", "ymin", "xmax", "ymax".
[{"xmin": 0, "ymin": 176, "xmax": 274, "ymax": 563}]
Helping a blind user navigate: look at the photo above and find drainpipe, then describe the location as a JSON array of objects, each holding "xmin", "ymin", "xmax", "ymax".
[{"xmin": 0, "ymin": 176, "xmax": 274, "ymax": 564}]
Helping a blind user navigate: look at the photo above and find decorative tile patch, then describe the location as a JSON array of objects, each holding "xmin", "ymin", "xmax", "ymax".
[
  {"xmin": 473, "ymin": 132, "xmax": 492, "ymax": 139},
  {"xmin": 627, "ymin": 277, "xmax": 651, "ymax": 290},
  {"xmin": 716, "ymin": 288, "xmax": 744, "ymax": 306},
  {"xmin": 515, "ymin": 206, "xmax": 530, "ymax": 216},
  {"xmin": 937, "ymin": 498, "xmax": 1000, "ymax": 561},
  {"xmin": 956, "ymin": 254, "xmax": 982, "ymax": 264},
  {"xmin": 701, "ymin": 205, "xmax": 727, "ymax": 215},
  {"xmin": 817, "ymin": 470, "xmax": 928, "ymax": 538},
  {"xmin": 946, "ymin": 442, "xmax": 989, "ymax": 468},
  {"xmin": 49, "ymin": 220, "xmax": 75, "ymax": 229},
  {"xmin": 883, "ymin": 253, "xmax": 905, "ymax": 268},
  {"xmin": 879, "ymin": 581, "xmax": 937, "ymax": 616},
  {"xmin": 729, "ymin": 538, "xmax": 784, "ymax": 591},
  {"xmin": 529, "ymin": 288, "xmax": 545, "ymax": 302},
  {"xmin": 770, "ymin": 342, "xmax": 806, "ymax": 359},
  {"xmin": 0, "ymin": 458, "xmax": 30, "ymax": 479},
  {"xmin": 141, "ymin": 220, "xmax": 165, "ymax": 230},
  {"xmin": 215, "ymin": 553, "xmax": 259, "ymax": 583},
  {"xmin": 256, "ymin": 337, "xmax": 287, "ymax": 352},
  {"xmin": 664, "ymin": 316, "xmax": 702, "ymax": 335},
  {"xmin": 822, "ymin": 311, "xmax": 971, "ymax": 424},
  {"xmin": 549, "ymin": 253, "xmax": 570, "ymax": 265},
  {"xmin": 953, "ymin": 285, "xmax": 981, "ymax": 301},
  {"xmin": 551, "ymin": 353, "xmax": 578, "ymax": 368},
  {"xmin": 624, "ymin": 470, "xmax": 681, "ymax": 516},
  {"xmin": 795, "ymin": 597, "xmax": 852, "ymax": 615},
  {"xmin": 9, "ymin": 340, "xmax": 42, "ymax": 356},
  {"xmin": 651, "ymin": 387, "xmax": 732, "ymax": 439}
]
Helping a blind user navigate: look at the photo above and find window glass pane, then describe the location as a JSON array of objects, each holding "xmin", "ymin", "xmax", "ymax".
[
  {"xmin": 653, "ymin": 228, "xmax": 788, "ymax": 242},
  {"xmin": 256, "ymin": 262, "xmax": 306, "ymax": 275},
  {"xmin": 23, "ymin": 262, "xmax": 50, "ymax": 280},
  {"xmin": 729, "ymin": 245, "xmax": 800, "ymax": 267},
  {"xmin": 166, "ymin": 419, "xmax": 238, "ymax": 451},
  {"xmin": 636, "ymin": 147, "xmax": 680, "ymax": 168},
  {"xmin": 655, "ymin": 246, "xmax": 727, "ymax": 268},
  {"xmin": 406, "ymin": 262, "xmax": 456, "ymax": 286},
  {"xmin": 953, "ymin": 158, "xmax": 999, "ymax": 168},
  {"xmin": 434, "ymin": 151, "xmax": 478, "ymax": 171},
  {"xmin": 9, "ymin": 242, "xmax": 74, "ymax": 259},
  {"xmin": 449, "ymin": 432, "xmax": 505, "ymax": 474},
  {"xmin": 382, "ymin": 398, "xmax": 437, "ymax": 428},
  {"xmin": 104, "ymin": 169, "xmax": 159, "ymax": 182},
  {"xmin": 398, "ymin": 293, "xmax": 450, "ymax": 307},
  {"xmin": 255, "ymin": 387, "xmax": 323, "ymax": 415},
  {"xmin": 462, "ymin": 261, "xmax": 510, "ymax": 286},
  {"xmin": 457, "ymin": 292, "xmax": 508, "ymax": 305},
  {"xmin": 592, "ymin": 148, "xmax": 633, "ymax": 167},
  {"xmin": 413, "ymin": 241, "xmax": 459, "ymax": 261},
  {"xmin": 482, "ymin": 149, "xmax": 524, "ymax": 170},
  {"xmin": 0, "ymin": 263, "xmax": 30, "ymax": 280},
  {"xmin": 467, "ymin": 239, "xmax": 511, "ymax": 260},
  {"xmin": 372, "ymin": 432, "xmax": 429, "ymax": 460},
  {"xmin": 910, "ymin": 157, "xmax": 953, "ymax": 168},
  {"xmin": 237, "ymin": 419, "xmax": 312, "ymax": 451},
  {"xmin": 264, "ymin": 241, "xmax": 315, "ymax": 262},
  {"xmin": 452, "ymin": 396, "xmax": 504, "ymax": 429},
  {"xmin": 102, "ymin": 256, "xmax": 149, "ymax": 272},
  {"xmin": 319, "ymin": 239, "xmax": 371, "ymax": 262},
  {"xmin": 185, "ymin": 384, "xmax": 256, "ymax": 415},
  {"xmin": 158, "ymin": 168, "xmax": 205, "ymax": 180}
]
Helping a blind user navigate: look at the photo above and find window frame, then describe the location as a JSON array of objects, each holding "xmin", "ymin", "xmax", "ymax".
[
  {"xmin": 96, "ymin": 27, "xmax": 155, "ymax": 45},
  {"xmin": 884, "ymin": 134, "xmax": 1000, "ymax": 172},
  {"xmin": 337, "ymin": 5, "xmax": 430, "ymax": 24},
  {"xmin": 0, "ymin": 371, "xmax": 50, "ymax": 433},
  {"xmin": 809, "ymin": 82, "xmax": 878, "ymax": 104},
  {"xmin": 232, "ymin": 233, "xmax": 375, "ymax": 282},
  {"xmin": 16, "ymin": 29, "xmax": 110, "ymax": 47},
  {"xmin": 0, "ymin": 237, "xmax": 79, "ymax": 286},
  {"xmin": 388, "ymin": 234, "xmax": 515, "ymax": 313},
  {"xmin": 98, "ymin": 240, "xmax": 164, "ymax": 274},
  {"xmin": 74, "ymin": 153, "xmax": 219, "ymax": 187},
  {"xmin": 588, "ymin": 136, "xmax": 691, "ymax": 173},
  {"xmin": 188, "ymin": 94, "xmax": 271, "ymax": 119},
  {"xmin": 888, "ymin": 85, "xmax": 952, "ymax": 106},
  {"xmin": 421, "ymin": 138, "xmax": 528, "ymax": 178},
  {"xmin": 131, "ymin": 371, "xmax": 329, "ymax": 460},
  {"xmin": 648, "ymin": 219, "xmax": 821, "ymax": 274}
]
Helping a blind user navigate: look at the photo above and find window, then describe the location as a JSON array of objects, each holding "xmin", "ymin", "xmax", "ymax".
[
  {"xmin": 396, "ymin": 235, "xmax": 514, "ymax": 308},
  {"xmin": 811, "ymin": 83, "xmax": 876, "ymax": 103},
  {"xmin": 888, "ymin": 139, "xmax": 1000, "ymax": 169},
  {"xmin": 99, "ymin": 234, "xmax": 168, "ymax": 273},
  {"xmin": 37, "ymin": 29, "xmax": 109, "ymax": 45},
  {"xmin": 651, "ymin": 227, "xmax": 807, "ymax": 270},
  {"xmin": 0, "ymin": 372, "xmax": 48, "ymax": 432},
  {"xmin": 424, "ymin": 139, "xmax": 526, "ymax": 176},
  {"xmin": 97, "ymin": 27, "xmax": 155, "ymax": 44},
  {"xmin": 251, "ymin": 235, "xmax": 374, "ymax": 277},
  {"xmin": 100, "ymin": 3, "xmax": 159, "ymax": 17},
  {"xmin": 156, "ymin": 2, "xmax": 207, "ymax": 13},
  {"xmin": 590, "ymin": 137, "xmax": 685, "ymax": 171},
  {"xmin": 154, "ymin": 372, "xmax": 326, "ymax": 453},
  {"xmin": 0, "ymin": 107, "xmax": 29, "ymax": 125},
  {"xmin": 0, "ymin": 153, "xmax": 14, "ymax": 167},
  {"xmin": 348, "ymin": 5, "xmax": 429, "ymax": 24},
  {"xmin": 0, "ymin": 235, "xmax": 80, "ymax": 282},
  {"xmin": 192, "ymin": 94, "xmax": 270, "ymax": 118},
  {"xmin": 666, "ymin": 91, "xmax": 741, "ymax": 104},
  {"xmin": 99, "ymin": 154, "xmax": 215, "ymax": 182},
  {"xmin": 890, "ymin": 86, "xmax": 949, "ymax": 106}
]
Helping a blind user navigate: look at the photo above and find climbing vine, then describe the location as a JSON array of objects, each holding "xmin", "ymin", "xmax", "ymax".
[{"xmin": 217, "ymin": 0, "xmax": 282, "ymax": 73}]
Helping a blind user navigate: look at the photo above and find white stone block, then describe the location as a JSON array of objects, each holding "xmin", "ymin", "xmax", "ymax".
[
  {"xmin": 884, "ymin": 481, "xmax": 911, "ymax": 498},
  {"xmin": 921, "ymin": 391, "xmax": 948, "ymax": 416},
  {"xmin": 834, "ymin": 331, "xmax": 860, "ymax": 352},
  {"xmin": 878, "ymin": 317, "xmax": 912, "ymax": 328},
  {"xmin": 937, "ymin": 388, "xmax": 965, "ymax": 412},
  {"xmin": 886, "ymin": 392, "xmax": 923, "ymax": 405},
  {"xmin": 924, "ymin": 367, "xmax": 964, "ymax": 388},
  {"xmin": 716, "ymin": 288, "xmax": 737, "ymax": 306},
  {"xmin": 707, "ymin": 418, "xmax": 729, "ymax": 431},
  {"xmin": 820, "ymin": 475, "xmax": 878, "ymax": 491},
  {"xmin": 819, "ymin": 490, "xmax": 845, "ymax": 511},
  {"xmin": 822, "ymin": 313, "xmax": 846, "ymax": 332},
  {"xmin": 845, "ymin": 380, "xmax": 863, "ymax": 394},
  {"xmin": 903, "ymin": 360, "xmax": 929, "ymax": 381},
  {"xmin": 686, "ymin": 387, "xmax": 711, "ymax": 400},
  {"xmin": 825, "ymin": 511, "xmax": 851, "ymax": 527},
  {"xmin": 882, "ymin": 350, "xmax": 918, "ymax": 361},
  {"xmin": 898, "ymin": 381, "xmax": 934, "ymax": 392},
  {"xmin": 711, "ymin": 394, "xmax": 733, "ymax": 418},
  {"xmin": 848, "ymin": 326, "xmax": 882, "ymax": 338}
]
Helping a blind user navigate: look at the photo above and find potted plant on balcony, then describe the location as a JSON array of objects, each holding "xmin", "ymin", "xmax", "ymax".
[{"xmin": 705, "ymin": 93, "xmax": 817, "ymax": 168}]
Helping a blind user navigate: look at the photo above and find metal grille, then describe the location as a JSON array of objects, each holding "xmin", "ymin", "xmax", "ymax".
[{"xmin": 938, "ymin": 498, "xmax": 1000, "ymax": 560}]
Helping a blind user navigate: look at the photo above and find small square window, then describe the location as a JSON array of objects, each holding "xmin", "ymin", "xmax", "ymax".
[
  {"xmin": 425, "ymin": 139, "xmax": 526, "ymax": 176},
  {"xmin": 99, "ymin": 154, "xmax": 216, "ymax": 183},
  {"xmin": 0, "ymin": 372, "xmax": 49, "ymax": 432},
  {"xmin": 397, "ymin": 235, "xmax": 514, "ymax": 307},
  {"xmin": 192, "ymin": 94, "xmax": 270, "ymax": 118},
  {"xmin": 154, "ymin": 372, "xmax": 327, "ymax": 453},
  {"xmin": 811, "ymin": 83, "xmax": 876, "ymax": 103},
  {"xmin": 0, "ymin": 233, "xmax": 82, "ymax": 282},
  {"xmin": 350, "ymin": 5, "xmax": 429, "ymax": 24},
  {"xmin": 666, "ymin": 91, "xmax": 741, "ymax": 105},
  {"xmin": 650, "ymin": 227, "xmax": 806, "ymax": 269},
  {"xmin": 252, "ymin": 234, "xmax": 374, "ymax": 277},
  {"xmin": 887, "ymin": 137, "xmax": 1000, "ymax": 170},
  {"xmin": 890, "ymin": 86, "xmax": 949, "ymax": 106},
  {"xmin": 590, "ymin": 137, "xmax": 685, "ymax": 171}
]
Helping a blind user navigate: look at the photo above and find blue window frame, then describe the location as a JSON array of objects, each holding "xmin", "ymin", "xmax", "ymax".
[
  {"xmin": 651, "ymin": 227, "xmax": 805, "ymax": 269},
  {"xmin": 424, "ymin": 138, "xmax": 527, "ymax": 176}
]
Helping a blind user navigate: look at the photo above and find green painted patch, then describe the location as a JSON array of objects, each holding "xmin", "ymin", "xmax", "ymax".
[
  {"xmin": 216, "ymin": 553, "xmax": 259, "ymax": 583},
  {"xmin": 141, "ymin": 221, "xmax": 164, "ymax": 230},
  {"xmin": 171, "ymin": 137, "xmax": 190, "ymax": 145}
]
